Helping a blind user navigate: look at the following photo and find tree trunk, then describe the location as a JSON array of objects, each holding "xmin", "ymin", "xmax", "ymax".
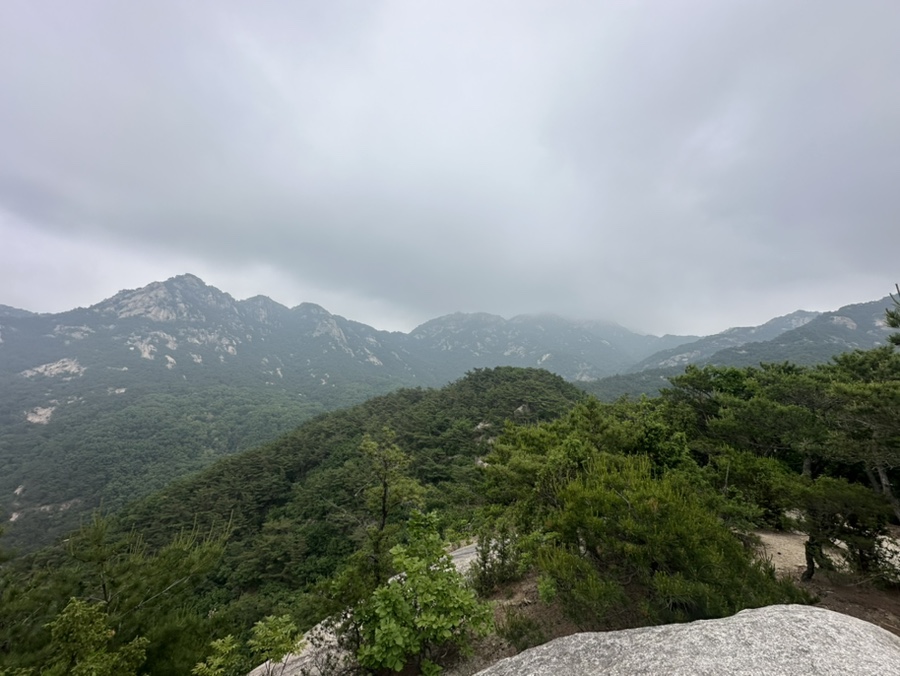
[
  {"xmin": 802, "ymin": 538, "xmax": 817, "ymax": 581},
  {"xmin": 865, "ymin": 467, "xmax": 881, "ymax": 493},
  {"xmin": 801, "ymin": 537, "xmax": 831, "ymax": 581},
  {"xmin": 876, "ymin": 464, "xmax": 900, "ymax": 523},
  {"xmin": 802, "ymin": 455, "xmax": 813, "ymax": 478}
]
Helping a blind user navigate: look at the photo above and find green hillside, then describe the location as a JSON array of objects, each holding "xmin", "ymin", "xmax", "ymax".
[
  {"xmin": 0, "ymin": 367, "xmax": 586, "ymax": 672},
  {"xmin": 3, "ymin": 340, "xmax": 899, "ymax": 675}
]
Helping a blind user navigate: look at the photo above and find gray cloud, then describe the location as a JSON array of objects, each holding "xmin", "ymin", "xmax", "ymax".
[{"xmin": 1, "ymin": 0, "xmax": 898, "ymax": 335}]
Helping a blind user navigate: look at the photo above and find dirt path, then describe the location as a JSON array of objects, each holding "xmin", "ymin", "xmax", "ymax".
[
  {"xmin": 756, "ymin": 530, "xmax": 808, "ymax": 576},
  {"xmin": 756, "ymin": 529, "xmax": 900, "ymax": 638}
]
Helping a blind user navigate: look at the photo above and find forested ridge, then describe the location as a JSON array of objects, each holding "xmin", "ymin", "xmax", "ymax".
[
  {"xmin": 0, "ymin": 385, "xmax": 333, "ymax": 551},
  {"xmin": 0, "ymin": 368, "xmax": 584, "ymax": 672},
  {"xmin": 1, "ymin": 292, "xmax": 899, "ymax": 675}
]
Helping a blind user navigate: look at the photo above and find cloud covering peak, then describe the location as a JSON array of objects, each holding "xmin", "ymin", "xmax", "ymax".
[{"xmin": 2, "ymin": 1, "xmax": 898, "ymax": 335}]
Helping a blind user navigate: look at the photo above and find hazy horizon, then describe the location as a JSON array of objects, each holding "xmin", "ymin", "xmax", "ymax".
[{"xmin": 2, "ymin": 1, "xmax": 898, "ymax": 335}]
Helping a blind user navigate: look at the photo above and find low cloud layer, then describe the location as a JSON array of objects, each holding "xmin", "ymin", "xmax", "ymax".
[{"xmin": 2, "ymin": 1, "xmax": 898, "ymax": 335}]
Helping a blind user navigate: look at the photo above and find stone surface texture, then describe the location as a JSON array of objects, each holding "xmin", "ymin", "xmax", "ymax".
[{"xmin": 474, "ymin": 605, "xmax": 900, "ymax": 676}]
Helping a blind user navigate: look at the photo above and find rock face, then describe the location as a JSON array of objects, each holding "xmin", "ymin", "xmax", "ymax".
[{"xmin": 474, "ymin": 605, "xmax": 900, "ymax": 676}]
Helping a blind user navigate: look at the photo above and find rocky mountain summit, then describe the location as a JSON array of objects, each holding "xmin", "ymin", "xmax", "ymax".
[{"xmin": 474, "ymin": 605, "xmax": 900, "ymax": 676}]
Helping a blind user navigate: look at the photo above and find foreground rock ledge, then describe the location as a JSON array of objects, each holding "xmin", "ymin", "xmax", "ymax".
[{"xmin": 474, "ymin": 605, "xmax": 900, "ymax": 676}]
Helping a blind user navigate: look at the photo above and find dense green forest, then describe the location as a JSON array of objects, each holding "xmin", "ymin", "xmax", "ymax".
[
  {"xmin": 1, "ymin": 293, "xmax": 899, "ymax": 674},
  {"xmin": 0, "ymin": 384, "xmax": 335, "ymax": 551},
  {"xmin": 0, "ymin": 368, "xmax": 584, "ymax": 672}
]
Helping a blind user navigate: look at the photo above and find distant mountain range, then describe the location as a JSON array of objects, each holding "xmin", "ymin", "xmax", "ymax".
[
  {"xmin": 579, "ymin": 299, "xmax": 894, "ymax": 400},
  {"xmin": 0, "ymin": 274, "xmax": 895, "ymax": 550},
  {"xmin": 2, "ymin": 274, "xmax": 893, "ymax": 388},
  {"xmin": 628, "ymin": 299, "xmax": 893, "ymax": 371},
  {"xmin": 0, "ymin": 274, "xmax": 704, "ymax": 384},
  {"xmin": 626, "ymin": 310, "xmax": 820, "ymax": 371}
]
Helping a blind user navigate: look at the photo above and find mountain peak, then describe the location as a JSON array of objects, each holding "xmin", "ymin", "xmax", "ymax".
[
  {"xmin": 410, "ymin": 312, "xmax": 507, "ymax": 336},
  {"xmin": 0, "ymin": 304, "xmax": 36, "ymax": 319},
  {"xmin": 237, "ymin": 295, "xmax": 291, "ymax": 324},
  {"xmin": 91, "ymin": 273, "xmax": 238, "ymax": 323},
  {"xmin": 292, "ymin": 302, "xmax": 332, "ymax": 317},
  {"xmin": 166, "ymin": 272, "xmax": 208, "ymax": 289}
]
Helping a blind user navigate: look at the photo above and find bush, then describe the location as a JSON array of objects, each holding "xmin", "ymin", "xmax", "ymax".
[
  {"xmin": 350, "ymin": 512, "xmax": 493, "ymax": 673},
  {"xmin": 470, "ymin": 522, "xmax": 527, "ymax": 597},
  {"xmin": 496, "ymin": 609, "xmax": 545, "ymax": 652},
  {"xmin": 704, "ymin": 449, "xmax": 798, "ymax": 530},
  {"xmin": 538, "ymin": 453, "xmax": 809, "ymax": 628}
]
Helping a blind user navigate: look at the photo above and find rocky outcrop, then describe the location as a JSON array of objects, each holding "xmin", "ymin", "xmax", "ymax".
[
  {"xmin": 246, "ymin": 622, "xmax": 351, "ymax": 676},
  {"xmin": 474, "ymin": 605, "xmax": 900, "ymax": 676}
]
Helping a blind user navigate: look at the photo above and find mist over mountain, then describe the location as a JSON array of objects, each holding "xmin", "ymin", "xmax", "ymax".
[
  {"xmin": 627, "ymin": 310, "xmax": 821, "ymax": 372},
  {"xmin": 0, "ymin": 273, "xmax": 699, "ymax": 389},
  {"xmin": 630, "ymin": 298, "xmax": 894, "ymax": 373}
]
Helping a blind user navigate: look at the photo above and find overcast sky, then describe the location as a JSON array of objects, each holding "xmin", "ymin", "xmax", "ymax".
[{"xmin": 1, "ymin": 1, "xmax": 898, "ymax": 336}]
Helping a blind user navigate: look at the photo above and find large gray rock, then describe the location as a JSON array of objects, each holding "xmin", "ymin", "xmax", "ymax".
[{"xmin": 475, "ymin": 605, "xmax": 900, "ymax": 676}]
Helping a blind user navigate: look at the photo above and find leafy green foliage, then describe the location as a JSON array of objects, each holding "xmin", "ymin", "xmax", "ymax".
[
  {"xmin": 358, "ymin": 429, "xmax": 426, "ymax": 586},
  {"xmin": 470, "ymin": 521, "xmax": 528, "ymax": 597},
  {"xmin": 824, "ymin": 348, "xmax": 900, "ymax": 469},
  {"xmin": 536, "ymin": 574, "xmax": 557, "ymax": 603},
  {"xmin": 191, "ymin": 635, "xmax": 243, "ymax": 676},
  {"xmin": 1, "ymin": 368, "xmax": 582, "ymax": 674},
  {"xmin": 351, "ymin": 512, "xmax": 493, "ymax": 673},
  {"xmin": 0, "ymin": 513, "xmax": 226, "ymax": 673},
  {"xmin": 702, "ymin": 448, "xmax": 798, "ymax": 529},
  {"xmin": 884, "ymin": 284, "xmax": 900, "ymax": 346},
  {"xmin": 538, "ymin": 453, "xmax": 807, "ymax": 627},
  {"xmin": 481, "ymin": 396, "xmax": 812, "ymax": 631},
  {"xmin": 664, "ymin": 359, "xmax": 897, "ymax": 495},
  {"xmin": 247, "ymin": 615, "xmax": 304, "ymax": 676},
  {"xmin": 0, "ymin": 386, "xmax": 327, "ymax": 553},
  {"xmin": 44, "ymin": 598, "xmax": 149, "ymax": 676},
  {"xmin": 191, "ymin": 616, "xmax": 306, "ymax": 676}
]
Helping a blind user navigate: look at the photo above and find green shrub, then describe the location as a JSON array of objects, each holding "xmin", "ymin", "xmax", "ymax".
[
  {"xmin": 470, "ymin": 522, "xmax": 527, "ymax": 597},
  {"xmin": 351, "ymin": 512, "xmax": 493, "ymax": 673},
  {"xmin": 797, "ymin": 476, "xmax": 893, "ymax": 580},
  {"xmin": 539, "ymin": 453, "xmax": 809, "ymax": 628},
  {"xmin": 497, "ymin": 609, "xmax": 545, "ymax": 652}
]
